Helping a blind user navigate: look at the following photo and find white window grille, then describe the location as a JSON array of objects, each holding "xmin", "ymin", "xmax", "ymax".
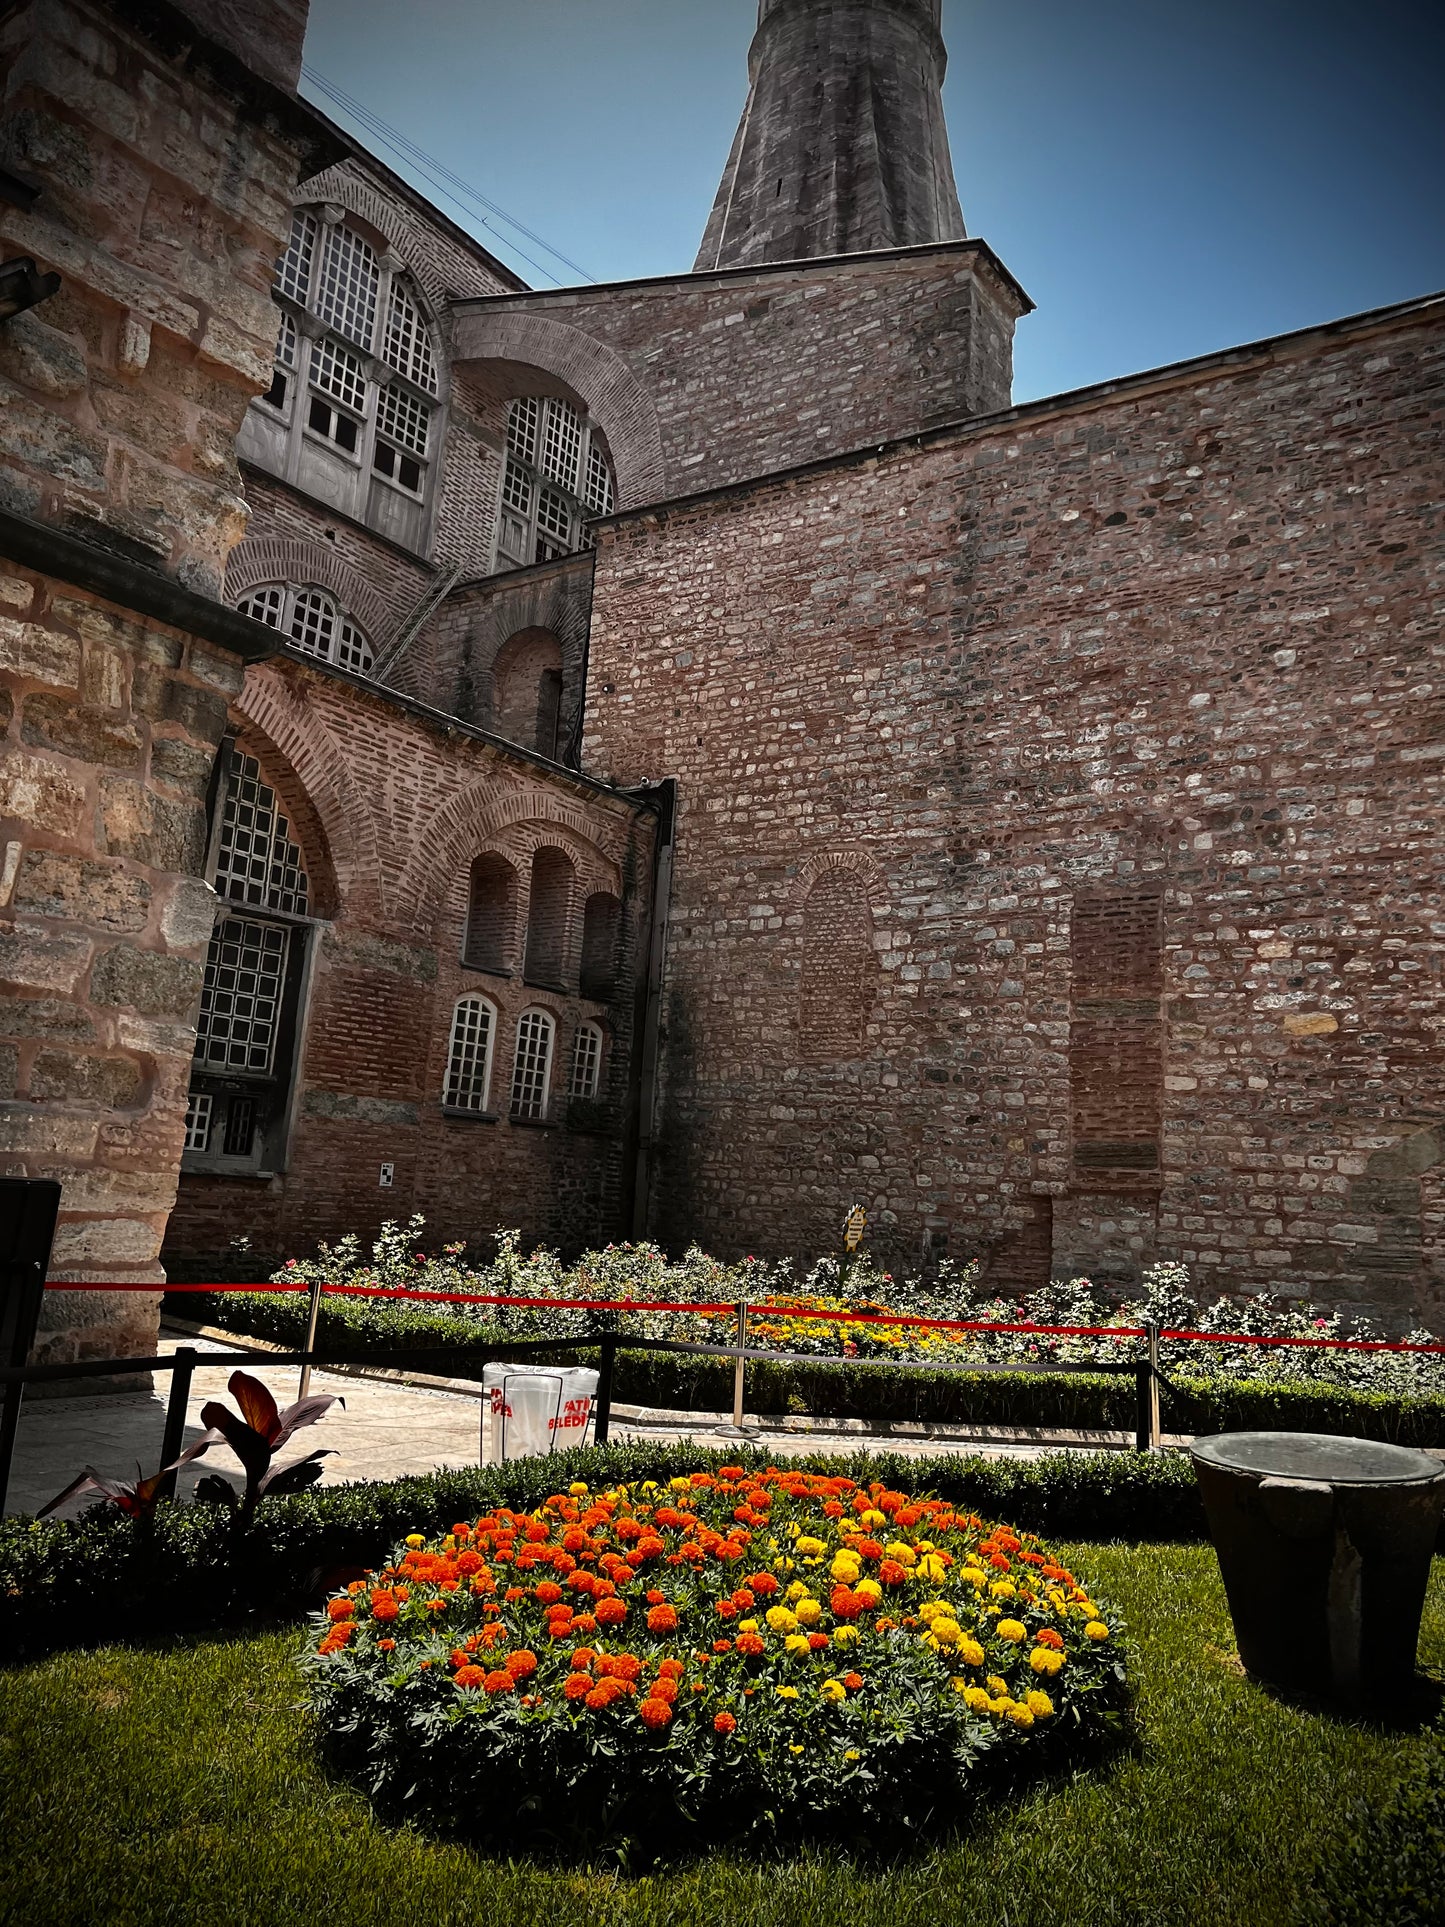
[
  {"xmin": 537, "ymin": 486, "xmax": 572, "ymax": 552},
  {"xmin": 276, "ymin": 210, "xmax": 316, "ymax": 305},
  {"xmin": 501, "ymin": 459, "xmax": 533, "ymax": 516},
  {"xmin": 275, "ymin": 311, "xmax": 297, "ymax": 369},
  {"xmin": 237, "ymin": 585, "xmax": 286, "ymax": 630},
  {"xmin": 314, "ymin": 221, "xmax": 380, "ymax": 348},
  {"xmin": 508, "ymin": 397, "xmax": 540, "ymax": 464},
  {"xmin": 375, "ymin": 381, "xmax": 430, "ymax": 457},
  {"xmin": 443, "ymin": 995, "xmax": 496, "ymax": 1113},
  {"xmin": 234, "ymin": 584, "xmax": 374, "ymax": 677},
  {"xmin": 183, "ymin": 1090, "xmax": 213, "ymax": 1153},
  {"xmin": 497, "ymin": 394, "xmax": 616, "ymax": 570},
  {"xmin": 542, "ymin": 399, "xmax": 582, "ymax": 491},
  {"xmin": 510, "ymin": 1009, "xmax": 555, "ymax": 1120},
  {"xmin": 569, "ymin": 1022, "xmax": 602, "ymax": 1099},
  {"xmin": 384, "ymin": 279, "xmax": 438, "ymax": 395},
  {"xmin": 584, "ymin": 439, "xmax": 614, "ymax": 515},
  {"xmin": 214, "ymin": 750, "xmax": 310, "ymax": 914},
  {"xmin": 195, "ymin": 915, "xmax": 290, "ymax": 1073},
  {"xmin": 311, "ymin": 335, "xmax": 368, "ymax": 415}
]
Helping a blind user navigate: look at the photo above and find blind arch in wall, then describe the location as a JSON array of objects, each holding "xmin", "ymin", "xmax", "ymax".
[
  {"xmin": 523, "ymin": 848, "xmax": 575, "ymax": 989},
  {"xmin": 799, "ymin": 866, "xmax": 877, "ymax": 1064},
  {"xmin": 579, "ymin": 891, "xmax": 621, "ymax": 1000},
  {"xmin": 463, "ymin": 853, "xmax": 518, "ymax": 975}
]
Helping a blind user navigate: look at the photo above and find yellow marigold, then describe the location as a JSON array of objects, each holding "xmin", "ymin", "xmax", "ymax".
[
  {"xmin": 844, "ymin": 1749, "xmax": 861, "ymax": 1762},
  {"xmin": 786, "ymin": 1581, "xmax": 809, "ymax": 1603},
  {"xmin": 918, "ymin": 1600, "xmax": 948, "ymax": 1622},
  {"xmin": 830, "ymin": 1553, "xmax": 862, "ymax": 1583},
  {"xmin": 1030, "ymin": 1647, "xmax": 1065, "ymax": 1677},
  {"xmin": 794, "ymin": 1597, "xmax": 823, "ymax": 1627},
  {"xmin": 569, "ymin": 1483, "xmax": 590, "ymax": 1496},
  {"xmin": 1085, "ymin": 1621, "xmax": 1110, "ymax": 1642},
  {"xmin": 833, "ymin": 1626, "xmax": 860, "ymax": 1646},
  {"xmin": 785, "ymin": 1634, "xmax": 812, "ymax": 1655},
  {"xmin": 794, "ymin": 1536, "xmax": 826, "ymax": 1558},
  {"xmin": 987, "ymin": 1675, "xmax": 1010, "ymax": 1696},
  {"xmin": 988, "ymin": 1696, "xmax": 1012, "ymax": 1716},
  {"xmin": 854, "ymin": 1578, "xmax": 883, "ymax": 1605},
  {"xmin": 916, "ymin": 1553, "xmax": 949, "ymax": 1581},
  {"xmin": 789, "ymin": 1743, "xmax": 804, "ymax": 1754},
  {"xmin": 996, "ymin": 1619, "xmax": 1027, "ymax": 1642},
  {"xmin": 882, "ymin": 1541, "xmax": 916, "ymax": 1568},
  {"xmin": 669, "ymin": 1478, "xmax": 692, "ymax": 1492},
  {"xmin": 1006, "ymin": 1703, "xmax": 1035, "ymax": 1729},
  {"xmin": 958, "ymin": 1638, "xmax": 986, "ymax": 1667},
  {"xmin": 860, "ymin": 1509, "xmax": 887, "ymax": 1529},
  {"xmin": 960, "ymin": 1686, "xmax": 992, "ymax": 1712},
  {"xmin": 1026, "ymin": 1690, "xmax": 1054, "ymax": 1719},
  {"xmin": 766, "ymin": 1606, "xmax": 800, "ymax": 1634},
  {"xmin": 405, "ymin": 1534, "xmax": 425, "ymax": 1548},
  {"xmin": 738, "ymin": 1618, "xmax": 760, "ymax": 1633},
  {"xmin": 776, "ymin": 1686, "xmax": 800, "ymax": 1700},
  {"xmin": 990, "ymin": 1579, "xmax": 1017, "ymax": 1599},
  {"xmin": 820, "ymin": 1679, "xmax": 847, "ymax": 1702}
]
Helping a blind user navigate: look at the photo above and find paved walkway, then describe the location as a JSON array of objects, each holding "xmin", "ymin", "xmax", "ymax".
[{"xmin": 5, "ymin": 1332, "xmax": 1115, "ymax": 1519}]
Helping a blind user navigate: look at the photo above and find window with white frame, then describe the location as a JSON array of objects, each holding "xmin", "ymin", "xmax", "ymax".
[
  {"xmin": 247, "ymin": 207, "xmax": 443, "ymax": 547},
  {"xmin": 509, "ymin": 1009, "xmax": 556, "ymax": 1120},
  {"xmin": 495, "ymin": 395, "xmax": 617, "ymax": 571},
  {"xmin": 237, "ymin": 581, "xmax": 374, "ymax": 676},
  {"xmin": 182, "ymin": 749, "xmax": 315, "ymax": 1178},
  {"xmin": 443, "ymin": 994, "xmax": 497, "ymax": 1114},
  {"xmin": 569, "ymin": 1021, "xmax": 603, "ymax": 1100}
]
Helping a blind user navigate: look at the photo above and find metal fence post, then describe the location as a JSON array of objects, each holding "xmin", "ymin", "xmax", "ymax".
[
  {"xmin": 157, "ymin": 1347, "xmax": 197, "ymax": 1499},
  {"xmin": 1147, "ymin": 1319, "xmax": 1162, "ymax": 1451},
  {"xmin": 297, "ymin": 1275, "xmax": 326, "ymax": 1403},
  {"xmin": 732, "ymin": 1299, "xmax": 748, "ymax": 1431},
  {"xmin": 1133, "ymin": 1363, "xmax": 1150, "ymax": 1453},
  {"xmin": 594, "ymin": 1335, "xmax": 615, "ymax": 1444}
]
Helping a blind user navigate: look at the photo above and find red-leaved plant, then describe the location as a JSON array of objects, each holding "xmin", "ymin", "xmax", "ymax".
[
  {"xmin": 37, "ymin": 1449, "xmax": 209, "ymax": 1526},
  {"xmin": 192, "ymin": 1369, "xmax": 342, "ymax": 1524}
]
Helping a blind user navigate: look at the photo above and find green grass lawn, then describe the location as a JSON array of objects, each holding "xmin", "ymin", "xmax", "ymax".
[{"xmin": 2, "ymin": 1546, "xmax": 1440, "ymax": 1927}]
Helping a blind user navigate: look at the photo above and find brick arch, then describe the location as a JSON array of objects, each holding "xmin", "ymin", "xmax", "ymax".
[
  {"xmin": 224, "ymin": 536, "xmax": 398, "ymax": 648},
  {"xmin": 450, "ymin": 310, "xmax": 667, "ymax": 510},
  {"xmin": 792, "ymin": 847, "xmax": 890, "ymax": 904},
  {"xmin": 289, "ymin": 167, "xmax": 461, "ymax": 320},
  {"xmin": 397, "ymin": 782, "xmax": 624, "ymax": 939},
  {"xmin": 235, "ymin": 661, "xmax": 387, "ymax": 923}
]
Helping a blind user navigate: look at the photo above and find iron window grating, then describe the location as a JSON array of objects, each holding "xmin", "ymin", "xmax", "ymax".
[
  {"xmin": 314, "ymin": 221, "xmax": 379, "ymax": 349},
  {"xmin": 444, "ymin": 995, "xmax": 496, "ymax": 1112},
  {"xmin": 510, "ymin": 1009, "xmax": 555, "ymax": 1119},
  {"xmin": 195, "ymin": 916, "xmax": 290, "ymax": 1073},
  {"xmin": 214, "ymin": 750, "xmax": 310, "ymax": 915},
  {"xmin": 569, "ymin": 1022, "xmax": 602, "ymax": 1099}
]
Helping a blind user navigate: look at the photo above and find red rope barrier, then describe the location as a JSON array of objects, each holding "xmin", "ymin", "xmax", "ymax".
[{"xmin": 53, "ymin": 1278, "xmax": 1445, "ymax": 1354}]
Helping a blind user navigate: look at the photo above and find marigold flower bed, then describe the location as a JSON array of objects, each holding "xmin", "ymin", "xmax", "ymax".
[{"xmin": 304, "ymin": 1465, "xmax": 1128, "ymax": 1855}]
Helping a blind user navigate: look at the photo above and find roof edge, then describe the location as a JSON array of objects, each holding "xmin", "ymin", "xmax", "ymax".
[
  {"xmin": 448, "ymin": 234, "xmax": 1033, "ymax": 317},
  {"xmin": 593, "ymin": 287, "xmax": 1445, "ymax": 533}
]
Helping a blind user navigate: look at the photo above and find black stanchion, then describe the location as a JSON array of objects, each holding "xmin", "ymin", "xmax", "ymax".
[
  {"xmin": 594, "ymin": 1336, "xmax": 615, "ymax": 1444},
  {"xmin": 156, "ymin": 1347, "xmax": 198, "ymax": 1500}
]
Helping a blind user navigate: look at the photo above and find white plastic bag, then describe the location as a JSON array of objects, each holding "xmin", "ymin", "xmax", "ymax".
[{"xmin": 480, "ymin": 1364, "xmax": 599, "ymax": 1463}]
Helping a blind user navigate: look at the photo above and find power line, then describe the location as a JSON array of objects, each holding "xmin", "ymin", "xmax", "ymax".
[{"xmin": 301, "ymin": 65, "xmax": 597, "ymax": 289}]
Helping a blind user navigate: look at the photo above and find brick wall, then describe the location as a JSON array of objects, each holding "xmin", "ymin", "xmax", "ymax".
[
  {"xmin": 162, "ymin": 656, "xmax": 657, "ymax": 1273},
  {"xmin": 583, "ymin": 298, "xmax": 1445, "ymax": 1328},
  {"xmin": 453, "ymin": 244, "xmax": 1025, "ymax": 510},
  {"xmin": 0, "ymin": 0, "xmax": 317, "ymax": 1370}
]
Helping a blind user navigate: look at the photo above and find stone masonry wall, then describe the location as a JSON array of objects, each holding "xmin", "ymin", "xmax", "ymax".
[
  {"xmin": 162, "ymin": 656, "xmax": 657, "ymax": 1275},
  {"xmin": 0, "ymin": 0, "xmax": 316, "ymax": 1370},
  {"xmin": 453, "ymin": 245, "xmax": 1024, "ymax": 511},
  {"xmin": 583, "ymin": 299, "xmax": 1445, "ymax": 1329}
]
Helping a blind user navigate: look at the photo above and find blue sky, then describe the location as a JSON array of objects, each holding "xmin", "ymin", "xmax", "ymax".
[{"xmin": 300, "ymin": 0, "xmax": 1444, "ymax": 403}]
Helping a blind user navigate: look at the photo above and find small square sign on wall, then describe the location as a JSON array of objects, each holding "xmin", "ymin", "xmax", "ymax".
[{"xmin": 379, "ymin": 1162, "xmax": 395, "ymax": 1188}]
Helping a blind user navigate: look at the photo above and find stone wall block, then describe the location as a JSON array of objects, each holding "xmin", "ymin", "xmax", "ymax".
[
  {"xmin": 0, "ymin": 617, "xmax": 81, "ymax": 689},
  {"xmin": 0, "ymin": 750, "xmax": 88, "ymax": 836},
  {"xmin": 99, "ymin": 774, "xmax": 206, "ymax": 871},
  {"xmin": 13, "ymin": 851, "xmax": 151, "ymax": 931},
  {"xmin": 89, "ymin": 942, "xmax": 203, "ymax": 1019},
  {"xmin": 29, "ymin": 1047, "xmax": 144, "ymax": 1107},
  {"xmin": 20, "ymin": 689, "xmax": 144, "ymax": 767},
  {"xmin": 158, "ymin": 875, "xmax": 219, "ymax": 953}
]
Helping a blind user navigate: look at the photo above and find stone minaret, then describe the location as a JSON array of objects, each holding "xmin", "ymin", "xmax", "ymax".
[{"xmin": 696, "ymin": 0, "xmax": 965, "ymax": 271}]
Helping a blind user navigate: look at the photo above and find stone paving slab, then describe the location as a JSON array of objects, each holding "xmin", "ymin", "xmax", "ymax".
[{"xmin": 5, "ymin": 1334, "xmax": 1093, "ymax": 1519}]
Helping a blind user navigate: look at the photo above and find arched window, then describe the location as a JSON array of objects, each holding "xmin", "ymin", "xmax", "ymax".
[
  {"xmin": 569, "ymin": 1021, "xmax": 603, "ymax": 1100},
  {"xmin": 523, "ymin": 848, "xmax": 574, "ymax": 988},
  {"xmin": 462, "ymin": 853, "xmax": 517, "ymax": 975},
  {"xmin": 495, "ymin": 395, "xmax": 616, "ymax": 571},
  {"xmin": 490, "ymin": 628, "xmax": 564, "ymax": 755},
  {"xmin": 799, "ymin": 867, "xmax": 877, "ymax": 1064},
  {"xmin": 237, "ymin": 582, "xmax": 373, "ymax": 676},
  {"xmin": 243, "ymin": 207, "xmax": 443, "ymax": 553},
  {"xmin": 443, "ymin": 994, "xmax": 497, "ymax": 1114},
  {"xmin": 579, "ymin": 891, "xmax": 621, "ymax": 1000},
  {"xmin": 183, "ymin": 750, "xmax": 314, "ymax": 1175},
  {"xmin": 510, "ymin": 1008, "xmax": 556, "ymax": 1121}
]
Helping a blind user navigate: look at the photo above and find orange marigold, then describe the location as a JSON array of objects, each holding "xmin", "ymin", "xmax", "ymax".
[
  {"xmin": 713, "ymin": 1711, "xmax": 737, "ymax": 1735},
  {"xmin": 638, "ymin": 1696, "xmax": 673, "ymax": 1730},
  {"xmin": 646, "ymin": 1604, "xmax": 679, "ymax": 1633},
  {"xmin": 735, "ymin": 1633, "xmax": 765, "ymax": 1657},
  {"xmin": 483, "ymin": 1670, "xmax": 514, "ymax": 1695},
  {"xmin": 808, "ymin": 1633, "xmax": 830, "ymax": 1651},
  {"xmin": 843, "ymin": 1672, "xmax": 864, "ymax": 1692},
  {"xmin": 1035, "ymin": 1628, "xmax": 1064, "ymax": 1650},
  {"xmin": 506, "ymin": 1650, "xmax": 538, "ymax": 1680},
  {"xmin": 454, "ymin": 1665, "xmax": 486, "ymax": 1689},
  {"xmin": 570, "ymin": 1648, "xmax": 597, "ymax": 1671},
  {"xmin": 563, "ymin": 1673, "xmax": 592, "ymax": 1700},
  {"xmin": 370, "ymin": 1594, "xmax": 399, "ymax": 1622},
  {"xmin": 326, "ymin": 1598, "xmax": 354, "ymax": 1622},
  {"xmin": 534, "ymin": 1581, "xmax": 563, "ymax": 1605},
  {"xmin": 377, "ymin": 1638, "xmax": 396, "ymax": 1653},
  {"xmin": 657, "ymin": 1657, "xmax": 686, "ymax": 1680},
  {"xmin": 748, "ymin": 1573, "xmax": 780, "ymax": 1596},
  {"xmin": 594, "ymin": 1597, "xmax": 627, "ymax": 1626}
]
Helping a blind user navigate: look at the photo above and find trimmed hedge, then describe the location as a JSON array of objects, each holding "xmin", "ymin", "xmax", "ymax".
[
  {"xmin": 0, "ymin": 1440, "xmax": 1203, "ymax": 1663},
  {"xmin": 174, "ymin": 1290, "xmax": 1445, "ymax": 1446}
]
